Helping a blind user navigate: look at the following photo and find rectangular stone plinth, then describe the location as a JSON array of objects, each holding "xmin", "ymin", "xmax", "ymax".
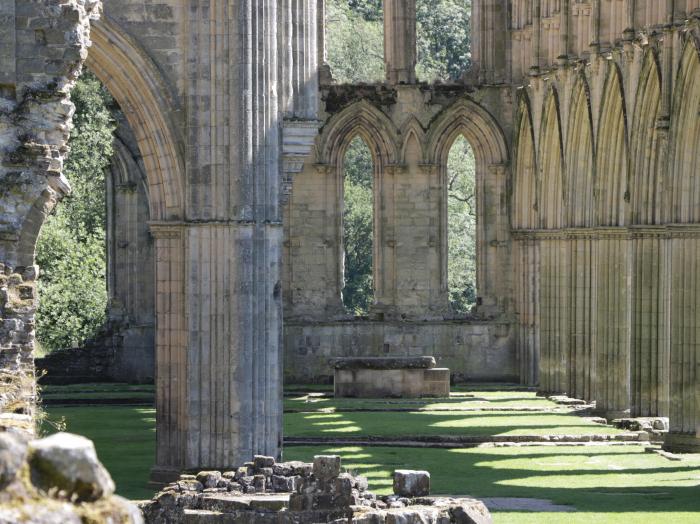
[{"xmin": 334, "ymin": 357, "xmax": 450, "ymax": 398}]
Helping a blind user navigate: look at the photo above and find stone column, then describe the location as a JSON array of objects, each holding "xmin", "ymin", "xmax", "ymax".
[
  {"xmin": 151, "ymin": 0, "xmax": 283, "ymax": 479},
  {"xmin": 630, "ymin": 232, "xmax": 670, "ymax": 418},
  {"xmin": 514, "ymin": 237, "xmax": 540, "ymax": 386},
  {"xmin": 150, "ymin": 224, "xmax": 188, "ymax": 480},
  {"xmin": 569, "ymin": 235, "xmax": 596, "ymax": 403},
  {"xmin": 664, "ymin": 234, "xmax": 700, "ymax": 452},
  {"xmin": 291, "ymin": 0, "xmax": 320, "ymax": 118},
  {"xmin": 538, "ymin": 236, "xmax": 570, "ymax": 395},
  {"xmin": 594, "ymin": 233, "xmax": 632, "ymax": 418},
  {"xmin": 383, "ymin": 0, "xmax": 417, "ymax": 84}
]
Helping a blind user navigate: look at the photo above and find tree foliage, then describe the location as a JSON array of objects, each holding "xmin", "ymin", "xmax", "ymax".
[
  {"xmin": 329, "ymin": 2, "xmax": 476, "ymax": 314},
  {"xmin": 447, "ymin": 135, "xmax": 476, "ymax": 313},
  {"xmin": 326, "ymin": 0, "xmax": 471, "ymax": 83},
  {"xmin": 35, "ymin": 73, "xmax": 115, "ymax": 353},
  {"xmin": 342, "ymin": 138, "xmax": 374, "ymax": 315},
  {"xmin": 326, "ymin": 0, "xmax": 385, "ymax": 83}
]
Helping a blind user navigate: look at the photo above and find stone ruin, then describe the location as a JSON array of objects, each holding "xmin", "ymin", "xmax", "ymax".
[
  {"xmin": 333, "ymin": 357, "xmax": 450, "ymax": 399},
  {"xmin": 141, "ymin": 454, "xmax": 491, "ymax": 524},
  {"xmin": 0, "ymin": 431, "xmax": 142, "ymax": 523}
]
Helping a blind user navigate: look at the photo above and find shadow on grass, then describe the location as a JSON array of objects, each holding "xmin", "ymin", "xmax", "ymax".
[
  {"xmin": 284, "ymin": 445, "xmax": 700, "ymax": 516},
  {"xmin": 284, "ymin": 411, "xmax": 622, "ymax": 438}
]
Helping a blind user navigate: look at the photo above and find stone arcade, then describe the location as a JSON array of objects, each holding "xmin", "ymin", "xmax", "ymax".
[{"xmin": 1, "ymin": 0, "xmax": 700, "ymax": 495}]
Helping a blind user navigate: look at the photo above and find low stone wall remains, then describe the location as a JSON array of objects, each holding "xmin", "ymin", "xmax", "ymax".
[
  {"xmin": 142, "ymin": 454, "xmax": 492, "ymax": 523},
  {"xmin": 284, "ymin": 320, "xmax": 517, "ymax": 384}
]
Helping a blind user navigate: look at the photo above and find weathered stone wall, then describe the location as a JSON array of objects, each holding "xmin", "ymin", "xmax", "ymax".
[
  {"xmin": 511, "ymin": 9, "xmax": 700, "ymax": 451},
  {"xmin": 0, "ymin": 0, "xmax": 100, "ymax": 418},
  {"xmin": 284, "ymin": 320, "xmax": 517, "ymax": 384}
]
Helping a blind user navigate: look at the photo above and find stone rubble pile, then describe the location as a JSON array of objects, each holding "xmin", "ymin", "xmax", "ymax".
[
  {"xmin": 142, "ymin": 454, "xmax": 492, "ymax": 523},
  {"xmin": 0, "ymin": 431, "xmax": 142, "ymax": 523}
]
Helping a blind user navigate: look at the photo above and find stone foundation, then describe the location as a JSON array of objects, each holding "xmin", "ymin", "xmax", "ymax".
[
  {"xmin": 334, "ymin": 357, "xmax": 450, "ymax": 398},
  {"xmin": 141, "ymin": 454, "xmax": 491, "ymax": 524}
]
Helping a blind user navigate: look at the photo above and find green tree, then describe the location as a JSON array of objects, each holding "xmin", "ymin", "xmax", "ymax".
[
  {"xmin": 326, "ymin": 0, "xmax": 471, "ymax": 83},
  {"xmin": 35, "ymin": 72, "xmax": 115, "ymax": 353},
  {"xmin": 342, "ymin": 138, "xmax": 374, "ymax": 315},
  {"xmin": 447, "ymin": 135, "xmax": 476, "ymax": 313},
  {"xmin": 326, "ymin": 0, "xmax": 385, "ymax": 83},
  {"xmin": 416, "ymin": 0, "xmax": 472, "ymax": 81}
]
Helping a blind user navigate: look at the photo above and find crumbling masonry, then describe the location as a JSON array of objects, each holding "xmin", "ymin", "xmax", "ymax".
[{"xmin": 1, "ymin": 0, "xmax": 699, "ymax": 483}]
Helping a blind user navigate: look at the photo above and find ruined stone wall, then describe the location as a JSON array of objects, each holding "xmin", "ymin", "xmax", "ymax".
[
  {"xmin": 284, "ymin": 320, "xmax": 517, "ymax": 384},
  {"xmin": 0, "ymin": 0, "xmax": 100, "ymax": 417},
  {"xmin": 281, "ymin": 82, "xmax": 517, "ymax": 384},
  {"xmin": 511, "ymin": 9, "xmax": 700, "ymax": 452},
  {"xmin": 1, "ymin": 0, "xmax": 324, "ymax": 478}
]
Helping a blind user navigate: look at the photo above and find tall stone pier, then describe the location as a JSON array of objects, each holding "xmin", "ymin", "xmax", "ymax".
[{"xmin": 0, "ymin": 0, "xmax": 326, "ymax": 480}]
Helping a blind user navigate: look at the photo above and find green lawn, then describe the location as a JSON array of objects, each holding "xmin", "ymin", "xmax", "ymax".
[
  {"xmin": 41, "ymin": 406, "xmax": 156, "ymax": 500},
  {"xmin": 39, "ymin": 386, "xmax": 700, "ymax": 523},
  {"xmin": 284, "ymin": 411, "xmax": 624, "ymax": 437},
  {"xmin": 40, "ymin": 383, "xmax": 155, "ymax": 401},
  {"xmin": 284, "ymin": 391, "xmax": 559, "ymax": 412},
  {"xmin": 285, "ymin": 445, "xmax": 700, "ymax": 523}
]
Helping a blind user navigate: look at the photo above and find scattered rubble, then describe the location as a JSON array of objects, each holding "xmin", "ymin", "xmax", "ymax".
[{"xmin": 141, "ymin": 454, "xmax": 491, "ymax": 523}]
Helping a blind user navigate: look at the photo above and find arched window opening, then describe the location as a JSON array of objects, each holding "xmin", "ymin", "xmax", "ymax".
[
  {"xmin": 35, "ymin": 71, "xmax": 114, "ymax": 355},
  {"xmin": 342, "ymin": 136, "xmax": 375, "ymax": 315},
  {"xmin": 447, "ymin": 134, "xmax": 476, "ymax": 314}
]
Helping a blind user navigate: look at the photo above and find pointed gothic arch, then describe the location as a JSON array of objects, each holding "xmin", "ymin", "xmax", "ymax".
[
  {"xmin": 513, "ymin": 93, "xmax": 538, "ymax": 230},
  {"xmin": 595, "ymin": 63, "xmax": 629, "ymax": 227},
  {"xmin": 629, "ymin": 49, "xmax": 662, "ymax": 225},
  {"xmin": 565, "ymin": 75, "xmax": 595, "ymax": 228},
  {"xmin": 538, "ymin": 88, "xmax": 565, "ymax": 230}
]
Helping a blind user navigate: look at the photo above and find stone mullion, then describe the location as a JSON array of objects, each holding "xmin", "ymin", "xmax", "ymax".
[{"xmin": 383, "ymin": 0, "xmax": 417, "ymax": 84}]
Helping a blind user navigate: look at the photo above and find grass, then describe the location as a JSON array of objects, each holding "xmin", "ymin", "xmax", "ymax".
[
  {"xmin": 39, "ymin": 384, "xmax": 700, "ymax": 523},
  {"xmin": 284, "ymin": 391, "xmax": 558, "ymax": 412},
  {"xmin": 284, "ymin": 411, "xmax": 624, "ymax": 437},
  {"xmin": 41, "ymin": 406, "xmax": 156, "ymax": 500},
  {"xmin": 285, "ymin": 445, "xmax": 700, "ymax": 523}
]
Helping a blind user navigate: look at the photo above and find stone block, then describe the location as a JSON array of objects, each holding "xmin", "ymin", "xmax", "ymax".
[
  {"xmin": 392, "ymin": 470, "xmax": 430, "ymax": 497},
  {"xmin": 196, "ymin": 471, "xmax": 223, "ymax": 489},
  {"xmin": 28, "ymin": 432, "xmax": 115, "ymax": 502},
  {"xmin": 0, "ymin": 432, "xmax": 27, "ymax": 489},
  {"xmin": 254, "ymin": 455, "xmax": 275, "ymax": 469},
  {"xmin": 313, "ymin": 455, "xmax": 342, "ymax": 480}
]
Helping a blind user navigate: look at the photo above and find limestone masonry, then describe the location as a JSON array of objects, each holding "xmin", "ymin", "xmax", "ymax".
[{"xmin": 1, "ymin": 0, "xmax": 699, "ymax": 486}]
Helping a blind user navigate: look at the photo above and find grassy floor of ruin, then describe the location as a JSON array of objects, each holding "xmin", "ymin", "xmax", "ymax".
[{"xmin": 40, "ymin": 384, "xmax": 700, "ymax": 523}]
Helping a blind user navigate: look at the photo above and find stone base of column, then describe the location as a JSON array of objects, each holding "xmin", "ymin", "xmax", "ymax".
[
  {"xmin": 663, "ymin": 432, "xmax": 700, "ymax": 453},
  {"xmin": 149, "ymin": 465, "xmax": 181, "ymax": 486},
  {"xmin": 592, "ymin": 409, "xmax": 631, "ymax": 422}
]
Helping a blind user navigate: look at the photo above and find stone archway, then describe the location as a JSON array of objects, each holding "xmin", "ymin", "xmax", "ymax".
[
  {"xmin": 426, "ymin": 98, "xmax": 511, "ymax": 319},
  {"xmin": 2, "ymin": 0, "xmax": 288, "ymax": 481}
]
